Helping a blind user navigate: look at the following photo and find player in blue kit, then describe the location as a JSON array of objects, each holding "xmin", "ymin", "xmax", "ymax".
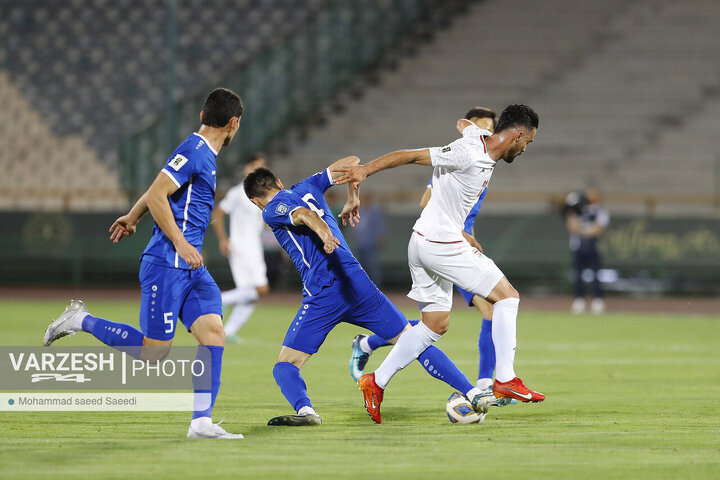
[
  {"xmin": 243, "ymin": 159, "xmax": 491, "ymax": 425},
  {"xmin": 43, "ymin": 88, "xmax": 245, "ymax": 439},
  {"xmin": 349, "ymin": 107, "xmax": 514, "ymax": 405}
]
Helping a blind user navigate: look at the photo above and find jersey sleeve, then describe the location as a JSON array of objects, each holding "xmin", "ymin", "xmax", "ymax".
[
  {"xmin": 293, "ymin": 168, "xmax": 334, "ymax": 194},
  {"xmin": 263, "ymin": 194, "xmax": 305, "ymax": 228},
  {"xmin": 161, "ymin": 150, "xmax": 199, "ymax": 188},
  {"xmin": 429, "ymin": 138, "xmax": 475, "ymax": 171}
]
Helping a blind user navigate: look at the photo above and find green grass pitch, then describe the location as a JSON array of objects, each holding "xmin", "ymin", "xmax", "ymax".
[{"xmin": 1, "ymin": 298, "xmax": 719, "ymax": 479}]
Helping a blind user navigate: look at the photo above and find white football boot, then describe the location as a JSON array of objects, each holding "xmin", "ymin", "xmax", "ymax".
[
  {"xmin": 43, "ymin": 299, "xmax": 89, "ymax": 346},
  {"xmin": 187, "ymin": 420, "xmax": 244, "ymax": 439}
]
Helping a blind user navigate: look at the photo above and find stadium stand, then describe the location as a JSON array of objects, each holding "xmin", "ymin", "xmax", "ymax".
[
  {"xmin": 0, "ymin": 0, "xmax": 326, "ymax": 210},
  {"xmin": 0, "ymin": 71, "xmax": 126, "ymax": 210},
  {"xmin": 270, "ymin": 0, "xmax": 720, "ymax": 217}
]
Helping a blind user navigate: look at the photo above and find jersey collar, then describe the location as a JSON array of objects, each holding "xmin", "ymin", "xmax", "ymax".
[{"xmin": 193, "ymin": 132, "xmax": 219, "ymax": 156}]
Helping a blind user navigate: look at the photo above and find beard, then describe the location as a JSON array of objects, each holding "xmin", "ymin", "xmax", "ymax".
[
  {"xmin": 503, "ymin": 146, "xmax": 523, "ymax": 163},
  {"xmin": 223, "ymin": 134, "xmax": 233, "ymax": 147}
]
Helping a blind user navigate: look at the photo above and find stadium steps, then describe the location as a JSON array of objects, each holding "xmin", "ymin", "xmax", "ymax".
[
  {"xmin": 0, "ymin": 71, "xmax": 127, "ymax": 211},
  {"xmin": 272, "ymin": 0, "xmax": 720, "ymax": 217},
  {"xmin": 271, "ymin": 0, "xmax": 630, "ymax": 206}
]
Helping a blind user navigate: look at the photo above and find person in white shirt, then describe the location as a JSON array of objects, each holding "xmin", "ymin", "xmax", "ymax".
[
  {"xmin": 334, "ymin": 104, "xmax": 544, "ymax": 422},
  {"xmin": 212, "ymin": 153, "xmax": 269, "ymax": 341}
]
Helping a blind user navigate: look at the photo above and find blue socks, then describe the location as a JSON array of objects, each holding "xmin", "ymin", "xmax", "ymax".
[
  {"xmin": 477, "ymin": 318, "xmax": 495, "ymax": 381},
  {"xmin": 193, "ymin": 345, "xmax": 224, "ymax": 419},
  {"xmin": 369, "ymin": 319, "xmax": 474, "ymax": 394},
  {"xmin": 418, "ymin": 345, "xmax": 474, "ymax": 394},
  {"xmin": 368, "ymin": 333, "xmax": 390, "ymax": 350},
  {"xmin": 82, "ymin": 315, "xmax": 144, "ymax": 348},
  {"xmin": 273, "ymin": 362, "xmax": 313, "ymax": 412}
]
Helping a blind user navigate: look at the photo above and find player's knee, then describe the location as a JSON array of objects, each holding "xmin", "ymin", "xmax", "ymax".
[{"xmin": 140, "ymin": 343, "xmax": 172, "ymax": 362}]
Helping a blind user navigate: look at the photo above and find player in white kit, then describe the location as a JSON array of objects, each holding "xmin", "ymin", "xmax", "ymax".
[
  {"xmin": 212, "ymin": 154, "xmax": 269, "ymax": 341},
  {"xmin": 333, "ymin": 105, "xmax": 544, "ymax": 421}
]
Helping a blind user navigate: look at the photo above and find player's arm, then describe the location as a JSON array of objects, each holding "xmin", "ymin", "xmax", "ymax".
[
  {"xmin": 290, "ymin": 207, "xmax": 341, "ymax": 254},
  {"xmin": 583, "ymin": 222, "xmax": 606, "ymax": 238},
  {"xmin": 331, "ymin": 149, "xmax": 431, "ymax": 185},
  {"xmin": 462, "ymin": 230, "xmax": 483, "ymax": 253},
  {"xmin": 326, "ymin": 156, "xmax": 362, "ymax": 227},
  {"xmin": 211, "ymin": 207, "xmax": 230, "ymax": 256},
  {"xmin": 566, "ymin": 213, "xmax": 583, "ymax": 235},
  {"xmin": 109, "ymin": 192, "xmax": 150, "ymax": 243},
  {"xmin": 146, "ymin": 173, "xmax": 203, "ymax": 269},
  {"xmin": 419, "ymin": 186, "xmax": 432, "ymax": 209},
  {"xmin": 456, "ymin": 118, "xmax": 473, "ymax": 134}
]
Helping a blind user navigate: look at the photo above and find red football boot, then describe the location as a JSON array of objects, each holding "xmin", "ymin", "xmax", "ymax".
[
  {"xmin": 493, "ymin": 377, "xmax": 545, "ymax": 403},
  {"xmin": 358, "ymin": 373, "xmax": 384, "ymax": 423}
]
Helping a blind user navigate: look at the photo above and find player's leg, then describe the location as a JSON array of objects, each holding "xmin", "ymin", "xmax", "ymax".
[
  {"xmin": 269, "ymin": 293, "xmax": 343, "ymax": 426},
  {"xmin": 484, "ymin": 277, "xmax": 544, "ymax": 403},
  {"xmin": 589, "ymin": 247, "xmax": 605, "ymax": 314},
  {"xmin": 268, "ymin": 346, "xmax": 321, "ymax": 426},
  {"xmin": 349, "ymin": 320, "xmax": 417, "ymax": 381},
  {"xmin": 350, "ymin": 272, "xmax": 491, "ymax": 421},
  {"xmin": 183, "ymin": 269, "xmax": 242, "ymax": 439},
  {"xmin": 471, "ymin": 295, "xmax": 496, "ymax": 391},
  {"xmin": 421, "ymin": 240, "xmax": 543, "ymax": 404},
  {"xmin": 571, "ymin": 247, "xmax": 586, "ymax": 314},
  {"xmin": 222, "ymin": 255, "xmax": 267, "ymax": 339},
  {"xmin": 43, "ymin": 259, "xmax": 172, "ymax": 359}
]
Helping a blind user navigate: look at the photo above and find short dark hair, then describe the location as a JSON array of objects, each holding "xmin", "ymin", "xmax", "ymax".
[
  {"xmin": 465, "ymin": 106, "xmax": 496, "ymax": 128},
  {"xmin": 244, "ymin": 167, "xmax": 279, "ymax": 199},
  {"xmin": 494, "ymin": 104, "xmax": 539, "ymax": 133},
  {"xmin": 201, "ymin": 88, "xmax": 243, "ymax": 127}
]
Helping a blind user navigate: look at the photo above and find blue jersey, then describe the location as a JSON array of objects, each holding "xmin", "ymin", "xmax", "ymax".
[
  {"xmin": 428, "ymin": 177, "xmax": 486, "ymax": 234},
  {"xmin": 142, "ymin": 133, "xmax": 218, "ymax": 269},
  {"xmin": 263, "ymin": 169, "xmax": 365, "ymax": 297}
]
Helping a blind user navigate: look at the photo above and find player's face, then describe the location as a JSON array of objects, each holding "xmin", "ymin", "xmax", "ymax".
[
  {"xmin": 503, "ymin": 127, "xmax": 536, "ymax": 163},
  {"xmin": 223, "ymin": 116, "xmax": 241, "ymax": 146}
]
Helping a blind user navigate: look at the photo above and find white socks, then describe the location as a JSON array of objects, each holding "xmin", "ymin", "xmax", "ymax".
[
  {"xmin": 374, "ymin": 321, "xmax": 442, "ymax": 389},
  {"xmin": 223, "ymin": 303, "xmax": 256, "ymax": 336},
  {"xmin": 476, "ymin": 377, "xmax": 493, "ymax": 390},
  {"xmin": 297, "ymin": 406, "xmax": 316, "ymax": 416},
  {"xmin": 221, "ymin": 286, "xmax": 258, "ymax": 306},
  {"xmin": 492, "ymin": 297, "xmax": 519, "ymax": 382},
  {"xmin": 359, "ymin": 335, "xmax": 373, "ymax": 353}
]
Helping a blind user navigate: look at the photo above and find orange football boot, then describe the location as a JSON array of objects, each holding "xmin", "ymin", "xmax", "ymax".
[{"xmin": 358, "ymin": 373, "xmax": 384, "ymax": 423}]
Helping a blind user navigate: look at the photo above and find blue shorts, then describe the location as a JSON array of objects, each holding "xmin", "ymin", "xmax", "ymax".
[
  {"xmin": 283, "ymin": 276, "xmax": 407, "ymax": 354},
  {"xmin": 455, "ymin": 285, "xmax": 476, "ymax": 307},
  {"xmin": 138, "ymin": 258, "xmax": 222, "ymax": 341}
]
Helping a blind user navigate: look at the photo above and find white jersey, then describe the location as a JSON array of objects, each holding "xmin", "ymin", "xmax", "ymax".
[
  {"xmin": 219, "ymin": 183, "xmax": 265, "ymax": 256},
  {"xmin": 413, "ymin": 124, "xmax": 495, "ymax": 242}
]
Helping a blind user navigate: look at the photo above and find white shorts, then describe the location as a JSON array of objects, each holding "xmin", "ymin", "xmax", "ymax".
[
  {"xmin": 229, "ymin": 249, "xmax": 268, "ymax": 288},
  {"xmin": 407, "ymin": 231, "xmax": 504, "ymax": 312}
]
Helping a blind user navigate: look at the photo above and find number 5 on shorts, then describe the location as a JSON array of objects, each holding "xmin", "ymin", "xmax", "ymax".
[{"xmin": 164, "ymin": 312, "xmax": 174, "ymax": 334}]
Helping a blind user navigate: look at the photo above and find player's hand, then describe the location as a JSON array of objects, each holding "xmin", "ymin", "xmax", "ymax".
[
  {"xmin": 219, "ymin": 238, "xmax": 230, "ymax": 257},
  {"xmin": 332, "ymin": 165, "xmax": 368, "ymax": 185},
  {"xmin": 109, "ymin": 215, "xmax": 137, "ymax": 243},
  {"xmin": 338, "ymin": 198, "xmax": 361, "ymax": 227},
  {"xmin": 175, "ymin": 238, "xmax": 204, "ymax": 269},
  {"xmin": 322, "ymin": 235, "xmax": 341, "ymax": 254}
]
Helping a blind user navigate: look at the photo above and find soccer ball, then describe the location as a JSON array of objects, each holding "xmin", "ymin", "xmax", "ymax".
[{"xmin": 446, "ymin": 391, "xmax": 485, "ymax": 424}]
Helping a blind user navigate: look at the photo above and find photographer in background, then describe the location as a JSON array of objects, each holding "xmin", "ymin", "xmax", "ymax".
[{"xmin": 564, "ymin": 189, "xmax": 610, "ymax": 314}]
